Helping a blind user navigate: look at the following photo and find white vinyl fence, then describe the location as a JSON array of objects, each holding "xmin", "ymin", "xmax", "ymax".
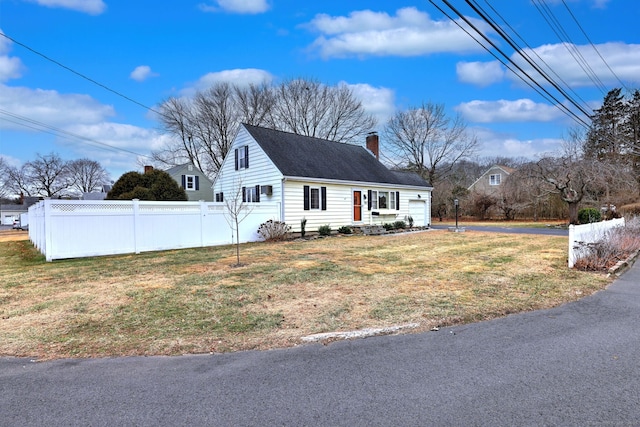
[
  {"xmin": 29, "ymin": 199, "xmax": 281, "ymax": 261},
  {"xmin": 568, "ymin": 218, "xmax": 625, "ymax": 268}
]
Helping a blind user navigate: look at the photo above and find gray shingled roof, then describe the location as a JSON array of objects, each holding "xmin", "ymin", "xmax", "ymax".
[{"xmin": 243, "ymin": 124, "xmax": 431, "ymax": 188}]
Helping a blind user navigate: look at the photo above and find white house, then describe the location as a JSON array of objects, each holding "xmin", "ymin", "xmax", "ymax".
[{"xmin": 212, "ymin": 124, "xmax": 433, "ymax": 232}]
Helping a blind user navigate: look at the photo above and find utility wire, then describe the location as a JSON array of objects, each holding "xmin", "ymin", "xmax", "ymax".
[
  {"xmin": 532, "ymin": 0, "xmax": 607, "ymax": 94},
  {"xmin": 561, "ymin": 0, "xmax": 630, "ymax": 93},
  {"xmin": 479, "ymin": 0, "xmax": 592, "ymax": 112},
  {"xmin": 0, "ymin": 109, "xmax": 152, "ymax": 159},
  {"xmin": 0, "ymin": 32, "xmax": 163, "ymax": 117},
  {"xmin": 462, "ymin": 0, "xmax": 592, "ymax": 120},
  {"xmin": 429, "ymin": 0, "xmax": 590, "ymax": 128}
]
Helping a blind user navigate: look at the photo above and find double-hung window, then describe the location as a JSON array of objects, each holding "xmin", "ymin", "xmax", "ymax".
[
  {"xmin": 181, "ymin": 174, "xmax": 199, "ymax": 191},
  {"xmin": 242, "ymin": 185, "xmax": 260, "ymax": 203},
  {"xmin": 303, "ymin": 185, "xmax": 327, "ymax": 210},
  {"xmin": 490, "ymin": 174, "xmax": 501, "ymax": 186},
  {"xmin": 235, "ymin": 146, "xmax": 249, "ymax": 170}
]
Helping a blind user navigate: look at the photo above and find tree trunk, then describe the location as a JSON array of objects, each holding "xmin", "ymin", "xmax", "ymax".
[{"xmin": 568, "ymin": 202, "xmax": 579, "ymax": 225}]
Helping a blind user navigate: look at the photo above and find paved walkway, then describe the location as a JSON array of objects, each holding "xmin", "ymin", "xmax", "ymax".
[{"xmin": 1, "ymin": 261, "xmax": 639, "ymax": 426}]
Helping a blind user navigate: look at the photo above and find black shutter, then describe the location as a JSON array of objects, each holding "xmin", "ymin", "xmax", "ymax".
[
  {"xmin": 396, "ymin": 191, "xmax": 400, "ymax": 210},
  {"xmin": 181, "ymin": 175, "xmax": 186, "ymax": 189},
  {"xmin": 220, "ymin": 192, "xmax": 223, "ymax": 202},
  {"xmin": 321, "ymin": 187, "xmax": 327, "ymax": 211},
  {"xmin": 244, "ymin": 146, "xmax": 249, "ymax": 169},
  {"xmin": 242, "ymin": 187, "xmax": 246, "ymax": 202},
  {"xmin": 255, "ymin": 185, "xmax": 260, "ymax": 203},
  {"xmin": 235, "ymin": 149, "xmax": 239, "ymax": 170},
  {"xmin": 367, "ymin": 190, "xmax": 372, "ymax": 210},
  {"xmin": 195, "ymin": 176, "xmax": 200, "ymax": 190},
  {"xmin": 303, "ymin": 185, "xmax": 310, "ymax": 210}
]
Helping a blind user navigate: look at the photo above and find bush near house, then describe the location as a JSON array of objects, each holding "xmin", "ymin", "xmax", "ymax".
[
  {"xmin": 337, "ymin": 226, "xmax": 352, "ymax": 234},
  {"xmin": 578, "ymin": 208, "xmax": 602, "ymax": 224},
  {"xmin": 318, "ymin": 224, "xmax": 332, "ymax": 236},
  {"xmin": 107, "ymin": 170, "xmax": 187, "ymax": 201},
  {"xmin": 257, "ymin": 220, "xmax": 291, "ymax": 241}
]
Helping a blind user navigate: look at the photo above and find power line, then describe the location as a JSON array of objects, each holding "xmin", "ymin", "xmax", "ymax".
[
  {"xmin": 429, "ymin": 0, "xmax": 590, "ymax": 128},
  {"xmin": 0, "ymin": 109, "xmax": 152, "ymax": 159},
  {"xmin": 560, "ymin": 0, "xmax": 630, "ymax": 93},
  {"xmin": 0, "ymin": 32, "xmax": 163, "ymax": 117}
]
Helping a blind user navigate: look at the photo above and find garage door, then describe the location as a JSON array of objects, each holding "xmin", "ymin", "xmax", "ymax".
[{"xmin": 408, "ymin": 200, "xmax": 426, "ymax": 226}]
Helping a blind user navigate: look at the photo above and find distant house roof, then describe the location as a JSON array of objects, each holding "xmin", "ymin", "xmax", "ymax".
[{"xmin": 243, "ymin": 124, "xmax": 432, "ymax": 188}]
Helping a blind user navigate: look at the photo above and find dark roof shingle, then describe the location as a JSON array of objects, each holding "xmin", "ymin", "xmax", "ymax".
[{"xmin": 243, "ymin": 124, "xmax": 431, "ymax": 188}]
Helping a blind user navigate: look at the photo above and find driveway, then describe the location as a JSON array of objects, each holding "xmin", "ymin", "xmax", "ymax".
[{"xmin": 1, "ymin": 264, "xmax": 638, "ymax": 426}]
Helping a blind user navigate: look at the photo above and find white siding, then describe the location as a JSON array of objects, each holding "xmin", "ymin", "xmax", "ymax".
[
  {"xmin": 212, "ymin": 127, "xmax": 284, "ymax": 221},
  {"xmin": 284, "ymin": 180, "xmax": 431, "ymax": 231}
]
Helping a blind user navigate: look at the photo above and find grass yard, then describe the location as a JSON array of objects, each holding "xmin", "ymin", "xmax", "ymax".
[{"xmin": 0, "ymin": 228, "xmax": 610, "ymax": 360}]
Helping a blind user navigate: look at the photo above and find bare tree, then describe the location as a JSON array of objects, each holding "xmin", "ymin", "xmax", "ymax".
[
  {"xmin": 383, "ymin": 102, "xmax": 478, "ymax": 186},
  {"xmin": 67, "ymin": 158, "xmax": 110, "ymax": 195},
  {"xmin": 25, "ymin": 153, "xmax": 71, "ymax": 198},
  {"xmin": 269, "ymin": 78, "xmax": 376, "ymax": 143},
  {"xmin": 0, "ymin": 157, "xmax": 10, "ymax": 200},
  {"xmin": 223, "ymin": 181, "xmax": 255, "ymax": 266}
]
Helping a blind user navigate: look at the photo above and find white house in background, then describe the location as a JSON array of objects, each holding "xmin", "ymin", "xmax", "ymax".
[
  {"xmin": 212, "ymin": 124, "xmax": 433, "ymax": 232},
  {"xmin": 467, "ymin": 165, "xmax": 515, "ymax": 195},
  {"xmin": 166, "ymin": 163, "xmax": 214, "ymax": 202}
]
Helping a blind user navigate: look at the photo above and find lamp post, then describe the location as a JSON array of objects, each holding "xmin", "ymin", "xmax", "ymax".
[{"xmin": 454, "ymin": 198, "xmax": 459, "ymax": 230}]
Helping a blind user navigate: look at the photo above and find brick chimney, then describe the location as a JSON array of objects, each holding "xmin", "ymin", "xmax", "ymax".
[
  {"xmin": 144, "ymin": 165, "xmax": 154, "ymax": 174},
  {"xmin": 366, "ymin": 132, "xmax": 379, "ymax": 160}
]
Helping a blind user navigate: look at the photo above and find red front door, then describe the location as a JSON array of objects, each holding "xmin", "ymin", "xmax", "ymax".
[{"xmin": 353, "ymin": 191, "xmax": 362, "ymax": 222}]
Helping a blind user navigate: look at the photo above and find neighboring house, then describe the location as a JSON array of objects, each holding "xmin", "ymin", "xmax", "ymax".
[
  {"xmin": 0, "ymin": 196, "xmax": 40, "ymax": 225},
  {"xmin": 467, "ymin": 165, "xmax": 515, "ymax": 195},
  {"xmin": 165, "ymin": 163, "xmax": 214, "ymax": 202},
  {"xmin": 212, "ymin": 124, "xmax": 433, "ymax": 231},
  {"xmin": 81, "ymin": 184, "xmax": 112, "ymax": 200}
]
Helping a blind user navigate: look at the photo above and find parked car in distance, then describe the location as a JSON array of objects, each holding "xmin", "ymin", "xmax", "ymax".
[{"xmin": 12, "ymin": 219, "xmax": 20, "ymax": 229}]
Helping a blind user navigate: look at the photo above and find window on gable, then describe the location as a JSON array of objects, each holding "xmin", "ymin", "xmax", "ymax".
[
  {"xmin": 182, "ymin": 174, "xmax": 199, "ymax": 191},
  {"xmin": 236, "ymin": 145, "xmax": 249, "ymax": 170},
  {"xmin": 490, "ymin": 174, "xmax": 501, "ymax": 185},
  {"xmin": 215, "ymin": 192, "xmax": 224, "ymax": 202}
]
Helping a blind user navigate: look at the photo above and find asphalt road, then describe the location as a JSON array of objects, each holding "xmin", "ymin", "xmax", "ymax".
[
  {"xmin": 430, "ymin": 224, "xmax": 569, "ymax": 236},
  {"xmin": 2, "ymin": 262, "xmax": 639, "ymax": 426}
]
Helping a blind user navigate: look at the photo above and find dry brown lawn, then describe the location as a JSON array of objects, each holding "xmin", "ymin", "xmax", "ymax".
[{"xmin": 0, "ymin": 228, "xmax": 610, "ymax": 360}]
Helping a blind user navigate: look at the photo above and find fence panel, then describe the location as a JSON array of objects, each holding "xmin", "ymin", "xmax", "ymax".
[
  {"xmin": 568, "ymin": 218, "xmax": 625, "ymax": 268},
  {"xmin": 28, "ymin": 199, "xmax": 281, "ymax": 261}
]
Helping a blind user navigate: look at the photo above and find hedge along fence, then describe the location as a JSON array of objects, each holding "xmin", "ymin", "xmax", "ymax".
[
  {"xmin": 568, "ymin": 218, "xmax": 625, "ymax": 268},
  {"xmin": 28, "ymin": 199, "xmax": 280, "ymax": 261}
]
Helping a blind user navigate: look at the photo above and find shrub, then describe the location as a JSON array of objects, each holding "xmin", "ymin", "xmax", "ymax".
[
  {"xmin": 404, "ymin": 215, "xmax": 414, "ymax": 228},
  {"xmin": 573, "ymin": 216, "xmax": 640, "ymax": 271},
  {"xmin": 383, "ymin": 223, "xmax": 394, "ymax": 231},
  {"xmin": 337, "ymin": 226, "xmax": 352, "ymax": 234},
  {"xmin": 318, "ymin": 224, "xmax": 332, "ymax": 236},
  {"xmin": 393, "ymin": 220, "xmax": 406, "ymax": 230},
  {"xmin": 300, "ymin": 217, "xmax": 307, "ymax": 238},
  {"xmin": 578, "ymin": 207, "xmax": 602, "ymax": 224},
  {"xmin": 257, "ymin": 220, "xmax": 291, "ymax": 241}
]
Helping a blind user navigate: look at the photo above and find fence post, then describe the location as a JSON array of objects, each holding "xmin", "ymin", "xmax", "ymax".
[
  {"xmin": 200, "ymin": 200, "xmax": 206, "ymax": 247},
  {"xmin": 568, "ymin": 224, "xmax": 575, "ymax": 268},
  {"xmin": 43, "ymin": 199, "xmax": 53, "ymax": 262},
  {"xmin": 133, "ymin": 199, "xmax": 140, "ymax": 254}
]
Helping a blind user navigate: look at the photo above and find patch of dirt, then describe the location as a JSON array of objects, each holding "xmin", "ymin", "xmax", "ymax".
[{"xmin": 0, "ymin": 230, "xmax": 29, "ymax": 243}]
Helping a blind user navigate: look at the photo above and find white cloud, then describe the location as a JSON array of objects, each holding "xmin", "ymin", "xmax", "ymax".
[
  {"xmin": 456, "ymin": 99, "xmax": 565, "ymax": 123},
  {"xmin": 27, "ymin": 0, "xmax": 106, "ymax": 15},
  {"xmin": 0, "ymin": 85, "xmax": 115, "ymax": 129},
  {"xmin": 305, "ymin": 7, "xmax": 491, "ymax": 59},
  {"xmin": 65, "ymin": 122, "xmax": 170, "ymax": 153},
  {"xmin": 183, "ymin": 68, "xmax": 274, "ymax": 95},
  {"xmin": 509, "ymin": 42, "xmax": 640, "ymax": 88},
  {"xmin": 456, "ymin": 61, "xmax": 504, "ymax": 87},
  {"xmin": 343, "ymin": 82, "xmax": 395, "ymax": 127},
  {"xmin": 473, "ymin": 127, "xmax": 562, "ymax": 159},
  {"xmin": 0, "ymin": 30, "xmax": 25, "ymax": 82},
  {"xmin": 198, "ymin": 0, "xmax": 270, "ymax": 14},
  {"xmin": 130, "ymin": 65, "xmax": 158, "ymax": 82}
]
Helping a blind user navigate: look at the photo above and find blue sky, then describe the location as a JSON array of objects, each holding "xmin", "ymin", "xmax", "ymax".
[{"xmin": 1, "ymin": 0, "xmax": 639, "ymax": 180}]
